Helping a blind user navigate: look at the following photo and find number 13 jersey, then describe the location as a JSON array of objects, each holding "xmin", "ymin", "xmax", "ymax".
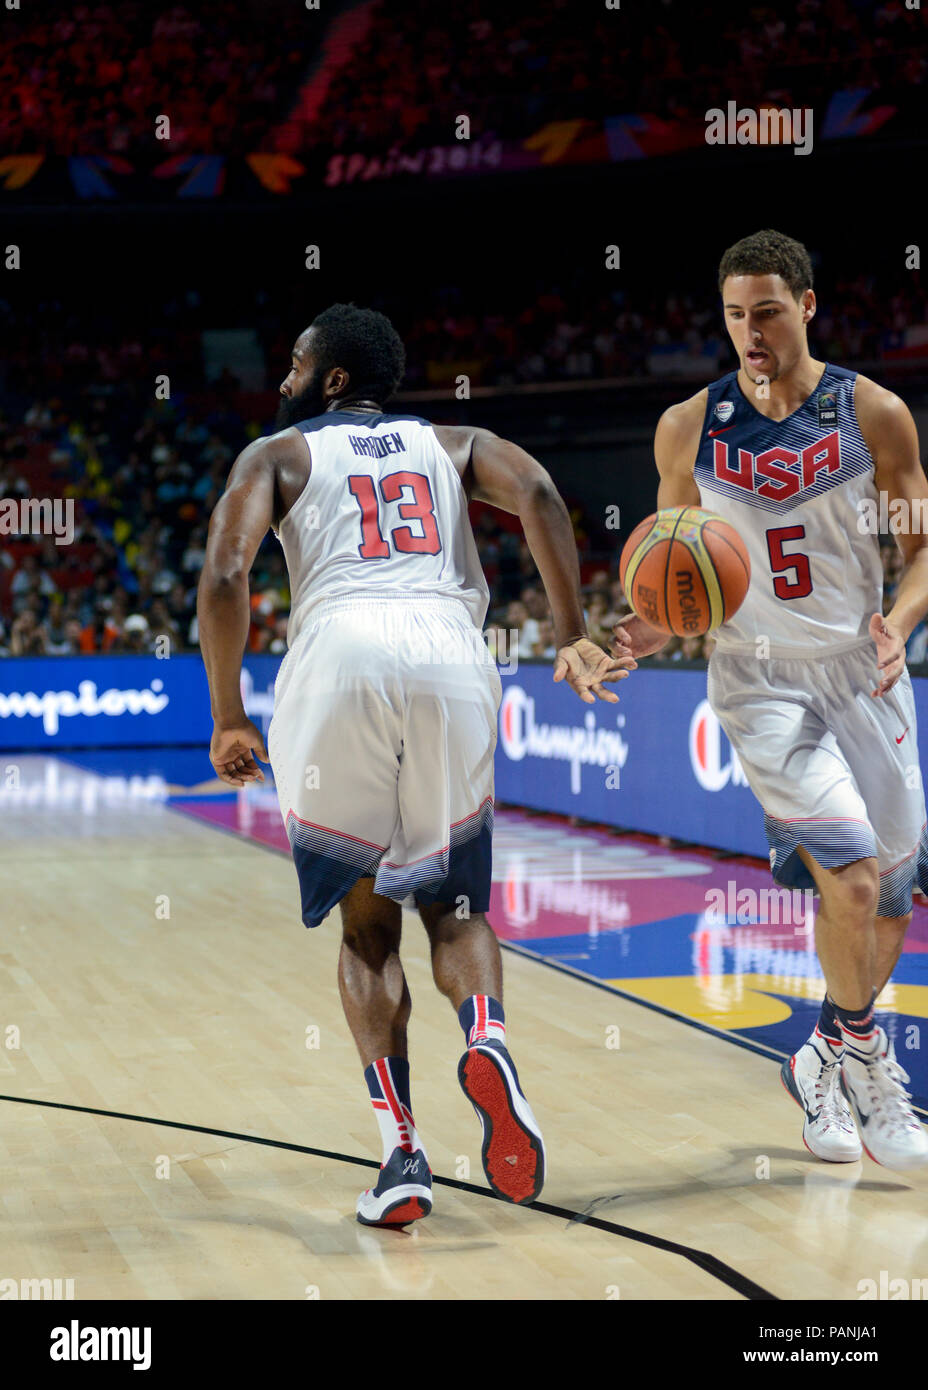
[
  {"xmin": 278, "ymin": 409, "xmax": 490, "ymax": 646},
  {"xmin": 694, "ymin": 365, "xmax": 883, "ymax": 657}
]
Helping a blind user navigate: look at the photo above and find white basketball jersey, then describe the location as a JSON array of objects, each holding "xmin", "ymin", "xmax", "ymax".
[
  {"xmin": 276, "ymin": 409, "xmax": 489, "ymax": 645},
  {"xmin": 694, "ymin": 365, "xmax": 883, "ymax": 655}
]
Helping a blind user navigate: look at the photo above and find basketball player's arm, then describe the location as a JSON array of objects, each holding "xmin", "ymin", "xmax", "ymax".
[
  {"xmin": 467, "ymin": 429, "xmax": 635, "ymax": 703},
  {"xmin": 858, "ymin": 377, "xmax": 928, "ymax": 697},
  {"xmin": 197, "ymin": 441, "xmax": 274, "ymax": 785},
  {"xmin": 612, "ymin": 393, "xmax": 705, "ymax": 660}
]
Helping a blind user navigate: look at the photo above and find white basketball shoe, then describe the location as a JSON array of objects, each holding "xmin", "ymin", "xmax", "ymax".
[
  {"xmin": 781, "ymin": 1034, "xmax": 862, "ymax": 1162},
  {"xmin": 840, "ymin": 1028, "xmax": 928, "ymax": 1170}
]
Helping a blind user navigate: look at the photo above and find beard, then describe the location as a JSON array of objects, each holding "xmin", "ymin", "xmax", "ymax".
[{"xmin": 275, "ymin": 367, "xmax": 329, "ymax": 430}]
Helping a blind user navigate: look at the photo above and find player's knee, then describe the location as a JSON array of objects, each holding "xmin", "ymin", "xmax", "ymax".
[
  {"xmin": 826, "ymin": 860, "xmax": 879, "ymax": 921},
  {"xmin": 418, "ymin": 899, "xmax": 488, "ymax": 938},
  {"xmin": 340, "ymin": 917, "xmax": 400, "ymax": 967}
]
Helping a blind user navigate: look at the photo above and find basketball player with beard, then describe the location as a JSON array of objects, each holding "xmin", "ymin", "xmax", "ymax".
[
  {"xmin": 198, "ymin": 303, "xmax": 633, "ymax": 1224},
  {"xmin": 613, "ymin": 231, "xmax": 928, "ymax": 1169}
]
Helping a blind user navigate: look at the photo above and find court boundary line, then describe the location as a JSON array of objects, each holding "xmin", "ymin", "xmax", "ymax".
[{"xmin": 0, "ymin": 1089, "xmax": 775, "ymax": 1300}]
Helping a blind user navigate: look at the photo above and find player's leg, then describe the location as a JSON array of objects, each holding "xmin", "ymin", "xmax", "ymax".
[
  {"xmin": 707, "ymin": 653, "xmax": 865, "ymax": 1160},
  {"xmin": 417, "ymin": 900, "xmax": 502, "ymax": 1007},
  {"xmin": 338, "ymin": 878, "xmax": 433, "ymax": 1227},
  {"xmin": 268, "ymin": 601, "xmax": 433, "ymax": 1221},
  {"xmin": 794, "ymin": 858, "xmax": 911, "ymax": 1063},
  {"xmin": 338, "ymin": 876, "xmax": 409, "ymax": 1065},
  {"xmin": 385, "ymin": 600, "xmax": 544, "ymax": 1203},
  {"xmin": 802, "ymin": 653, "xmax": 928, "ymax": 1168},
  {"xmin": 797, "ymin": 846, "xmax": 878, "ymax": 1013},
  {"xmin": 418, "ymin": 899, "xmax": 544, "ymax": 1204},
  {"xmin": 874, "ymin": 913, "xmax": 912, "ymax": 995}
]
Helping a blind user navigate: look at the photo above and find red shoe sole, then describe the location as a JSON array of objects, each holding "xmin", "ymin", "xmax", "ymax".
[
  {"xmin": 361, "ymin": 1196, "xmax": 430, "ymax": 1227},
  {"xmin": 460, "ymin": 1050, "xmax": 543, "ymax": 1204}
]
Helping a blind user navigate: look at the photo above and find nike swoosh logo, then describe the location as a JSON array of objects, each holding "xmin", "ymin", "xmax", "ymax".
[
  {"xmin": 896, "ymin": 727, "xmax": 910, "ymax": 744},
  {"xmin": 708, "ymin": 426, "xmax": 735, "ymax": 437}
]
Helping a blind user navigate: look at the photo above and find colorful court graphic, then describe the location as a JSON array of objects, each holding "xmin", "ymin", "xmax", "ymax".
[{"xmin": 60, "ymin": 747, "xmax": 928, "ymax": 1114}]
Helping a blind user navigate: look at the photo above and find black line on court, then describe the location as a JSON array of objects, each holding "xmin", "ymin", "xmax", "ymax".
[{"xmin": 0, "ymin": 1088, "xmax": 775, "ymax": 1301}]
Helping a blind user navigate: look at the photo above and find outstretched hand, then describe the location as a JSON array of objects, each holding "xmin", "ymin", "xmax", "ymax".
[
  {"xmin": 553, "ymin": 637, "xmax": 636, "ymax": 704},
  {"xmin": 210, "ymin": 719, "xmax": 270, "ymax": 787},
  {"xmin": 611, "ymin": 614, "xmax": 670, "ymax": 661}
]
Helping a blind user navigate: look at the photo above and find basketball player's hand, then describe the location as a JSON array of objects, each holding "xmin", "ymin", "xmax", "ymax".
[
  {"xmin": 869, "ymin": 613, "xmax": 906, "ymax": 697},
  {"xmin": 553, "ymin": 637, "xmax": 635, "ymax": 704},
  {"xmin": 210, "ymin": 720, "xmax": 270, "ymax": 787},
  {"xmin": 611, "ymin": 615, "xmax": 670, "ymax": 660}
]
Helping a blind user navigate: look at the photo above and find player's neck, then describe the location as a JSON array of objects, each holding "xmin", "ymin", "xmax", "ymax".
[
  {"xmin": 325, "ymin": 397, "xmax": 383, "ymax": 415},
  {"xmin": 737, "ymin": 355, "xmax": 826, "ymax": 422}
]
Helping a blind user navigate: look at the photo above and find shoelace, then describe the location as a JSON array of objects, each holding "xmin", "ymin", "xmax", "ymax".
[
  {"xmin": 815, "ymin": 1063, "xmax": 855, "ymax": 1133},
  {"xmin": 862, "ymin": 1053, "xmax": 922, "ymax": 1134}
]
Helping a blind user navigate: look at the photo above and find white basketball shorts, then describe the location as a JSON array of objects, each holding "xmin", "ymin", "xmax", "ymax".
[
  {"xmin": 707, "ymin": 639, "xmax": 928, "ymax": 916},
  {"xmin": 267, "ymin": 592, "xmax": 501, "ymax": 928}
]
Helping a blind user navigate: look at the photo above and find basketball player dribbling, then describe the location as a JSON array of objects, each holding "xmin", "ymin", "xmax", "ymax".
[
  {"xmin": 613, "ymin": 230, "xmax": 928, "ymax": 1169},
  {"xmin": 197, "ymin": 304, "xmax": 633, "ymax": 1224}
]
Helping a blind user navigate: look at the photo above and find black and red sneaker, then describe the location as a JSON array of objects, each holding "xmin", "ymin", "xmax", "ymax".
[
  {"xmin": 458, "ymin": 1040, "xmax": 545, "ymax": 1204},
  {"xmin": 356, "ymin": 1146, "xmax": 432, "ymax": 1226}
]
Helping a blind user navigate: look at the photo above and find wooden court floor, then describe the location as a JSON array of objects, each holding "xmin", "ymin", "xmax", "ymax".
[{"xmin": 1, "ymin": 756, "xmax": 927, "ymax": 1301}]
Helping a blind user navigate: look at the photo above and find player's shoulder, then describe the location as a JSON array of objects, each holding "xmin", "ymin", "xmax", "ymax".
[
  {"xmin": 232, "ymin": 426, "xmax": 309, "ymax": 471},
  {"xmin": 852, "ymin": 373, "xmax": 916, "ymax": 450},
  {"xmin": 655, "ymin": 390, "xmax": 710, "ymax": 470},
  {"xmin": 853, "ymin": 372, "xmax": 912, "ymax": 423},
  {"xmin": 432, "ymin": 421, "xmax": 483, "ymax": 472},
  {"xmin": 657, "ymin": 388, "xmax": 709, "ymax": 435}
]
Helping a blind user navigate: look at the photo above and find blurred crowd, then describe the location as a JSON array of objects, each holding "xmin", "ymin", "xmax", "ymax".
[
  {"xmin": 4, "ymin": 265, "xmax": 925, "ymax": 408},
  {"xmin": 1, "ymin": 387, "xmax": 922, "ymax": 666},
  {"xmin": 0, "ymin": 2, "xmax": 306, "ymax": 156},
  {"xmin": 1, "ymin": 0, "xmax": 919, "ymax": 157},
  {"xmin": 315, "ymin": 0, "xmax": 921, "ymax": 157},
  {"xmin": 0, "ymin": 393, "xmax": 291, "ymax": 659}
]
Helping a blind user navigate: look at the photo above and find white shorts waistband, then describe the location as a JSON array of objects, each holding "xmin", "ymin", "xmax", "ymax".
[{"xmin": 711, "ymin": 636, "xmax": 873, "ymax": 662}]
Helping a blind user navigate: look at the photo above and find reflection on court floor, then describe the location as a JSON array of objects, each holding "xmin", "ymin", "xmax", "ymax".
[
  {"xmin": 6, "ymin": 749, "xmax": 928, "ymax": 1300},
  {"xmin": 62, "ymin": 746, "xmax": 927, "ymax": 1114}
]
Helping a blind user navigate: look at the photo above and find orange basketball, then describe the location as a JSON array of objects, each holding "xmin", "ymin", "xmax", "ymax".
[{"xmin": 619, "ymin": 506, "xmax": 750, "ymax": 637}]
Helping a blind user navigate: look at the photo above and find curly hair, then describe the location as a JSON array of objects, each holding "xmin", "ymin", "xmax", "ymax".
[
  {"xmin": 718, "ymin": 230, "xmax": 813, "ymax": 299},
  {"xmin": 309, "ymin": 303, "xmax": 406, "ymax": 403}
]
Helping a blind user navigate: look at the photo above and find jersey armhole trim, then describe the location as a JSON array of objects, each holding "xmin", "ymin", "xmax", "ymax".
[
  {"xmin": 277, "ymin": 428, "xmax": 315, "ymax": 533},
  {"xmin": 431, "ymin": 426, "xmax": 472, "ymax": 507},
  {"xmin": 689, "ymin": 387, "xmax": 716, "ymax": 476},
  {"xmin": 847, "ymin": 373, "xmax": 873, "ymax": 466}
]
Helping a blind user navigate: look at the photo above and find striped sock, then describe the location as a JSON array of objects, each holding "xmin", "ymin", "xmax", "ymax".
[
  {"xmin": 363, "ymin": 1056, "xmax": 424, "ymax": 1164},
  {"xmin": 815, "ymin": 994, "xmax": 844, "ymax": 1055},
  {"xmin": 458, "ymin": 994, "xmax": 506, "ymax": 1047},
  {"xmin": 833, "ymin": 992, "xmax": 879, "ymax": 1055}
]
